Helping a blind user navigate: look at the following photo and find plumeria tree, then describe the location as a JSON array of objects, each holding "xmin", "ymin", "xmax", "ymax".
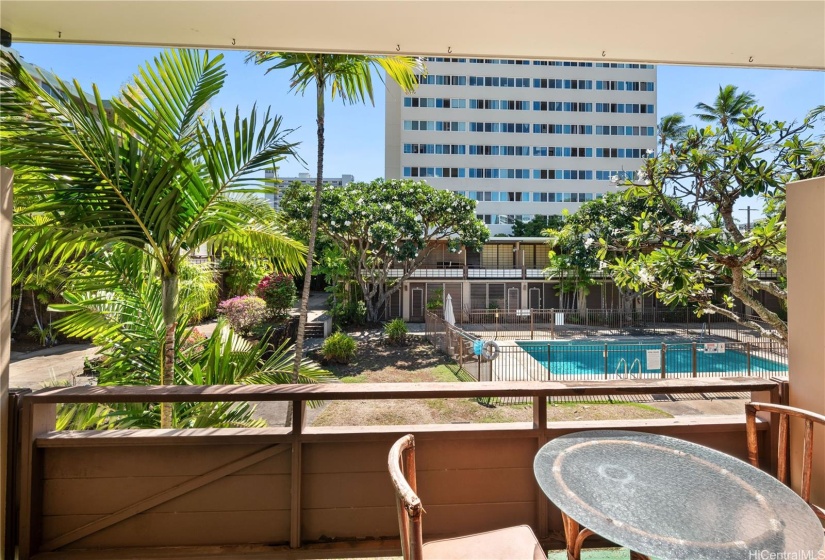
[
  {"xmin": 606, "ymin": 89, "xmax": 825, "ymax": 343},
  {"xmin": 543, "ymin": 191, "xmax": 689, "ymax": 312},
  {"xmin": 281, "ymin": 179, "xmax": 489, "ymax": 322}
]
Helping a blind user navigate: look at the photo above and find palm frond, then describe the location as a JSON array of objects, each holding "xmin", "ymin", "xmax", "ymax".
[
  {"xmin": 246, "ymin": 52, "xmax": 422, "ymax": 106},
  {"xmin": 115, "ymin": 49, "xmax": 227, "ymax": 148}
]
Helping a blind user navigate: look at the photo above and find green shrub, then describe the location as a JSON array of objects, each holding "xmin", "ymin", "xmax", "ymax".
[
  {"xmin": 179, "ymin": 259, "xmax": 219, "ymax": 324},
  {"xmin": 384, "ymin": 318, "xmax": 408, "ymax": 345},
  {"xmin": 255, "ymin": 272, "xmax": 297, "ymax": 319},
  {"xmin": 221, "ymin": 257, "xmax": 270, "ymax": 298},
  {"xmin": 322, "ymin": 331, "xmax": 357, "ymax": 364},
  {"xmin": 426, "ymin": 287, "xmax": 444, "ymax": 310},
  {"xmin": 330, "ymin": 300, "xmax": 366, "ymax": 327}
]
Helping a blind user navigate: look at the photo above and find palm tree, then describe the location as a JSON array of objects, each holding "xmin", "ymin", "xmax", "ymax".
[
  {"xmin": 657, "ymin": 113, "xmax": 689, "ymax": 153},
  {"xmin": 694, "ymin": 84, "xmax": 756, "ymax": 128},
  {"xmin": 51, "ymin": 248, "xmax": 330, "ymax": 429},
  {"xmin": 2, "ymin": 49, "xmax": 307, "ymax": 428},
  {"xmin": 245, "ymin": 52, "xmax": 422, "ymax": 379}
]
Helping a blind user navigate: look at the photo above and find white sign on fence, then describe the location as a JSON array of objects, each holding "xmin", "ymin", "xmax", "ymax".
[
  {"xmin": 555, "ymin": 312, "xmax": 565, "ymax": 326},
  {"xmin": 646, "ymin": 349, "xmax": 661, "ymax": 370},
  {"xmin": 704, "ymin": 343, "xmax": 726, "ymax": 354}
]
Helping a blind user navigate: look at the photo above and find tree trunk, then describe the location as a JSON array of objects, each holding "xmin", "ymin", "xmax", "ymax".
[
  {"xmin": 31, "ymin": 291, "xmax": 43, "ymax": 331},
  {"xmin": 577, "ymin": 286, "xmax": 588, "ymax": 318},
  {"xmin": 11, "ymin": 291, "xmax": 23, "ymax": 334},
  {"xmin": 290, "ymin": 69, "xmax": 326, "ymax": 425},
  {"xmin": 160, "ymin": 272, "xmax": 179, "ymax": 429},
  {"xmin": 366, "ymin": 296, "xmax": 382, "ymax": 324}
]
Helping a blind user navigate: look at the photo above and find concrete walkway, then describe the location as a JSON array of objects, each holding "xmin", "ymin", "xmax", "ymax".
[
  {"xmin": 10, "ymin": 343, "xmax": 99, "ymax": 390},
  {"xmin": 9, "ymin": 292, "xmax": 330, "ymax": 392}
]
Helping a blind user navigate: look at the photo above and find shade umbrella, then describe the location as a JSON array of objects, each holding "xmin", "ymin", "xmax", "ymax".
[{"xmin": 444, "ymin": 293, "xmax": 456, "ymax": 326}]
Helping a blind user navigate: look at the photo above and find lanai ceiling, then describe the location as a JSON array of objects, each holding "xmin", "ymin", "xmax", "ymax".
[{"xmin": 1, "ymin": 1, "xmax": 823, "ymax": 69}]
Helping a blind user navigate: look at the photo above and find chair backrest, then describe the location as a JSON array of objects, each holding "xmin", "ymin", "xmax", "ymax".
[
  {"xmin": 746, "ymin": 402, "xmax": 825, "ymax": 522},
  {"xmin": 388, "ymin": 434, "xmax": 424, "ymax": 560}
]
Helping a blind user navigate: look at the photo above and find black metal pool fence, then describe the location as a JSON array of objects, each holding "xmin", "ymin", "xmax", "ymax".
[
  {"xmin": 424, "ymin": 310, "xmax": 787, "ymax": 384},
  {"xmin": 448, "ymin": 306, "xmax": 778, "ymax": 343}
]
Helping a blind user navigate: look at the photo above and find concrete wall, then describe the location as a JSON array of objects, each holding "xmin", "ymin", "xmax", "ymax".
[{"xmin": 786, "ymin": 176, "xmax": 825, "ymax": 507}]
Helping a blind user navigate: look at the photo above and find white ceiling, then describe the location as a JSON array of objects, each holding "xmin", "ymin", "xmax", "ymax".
[{"xmin": 1, "ymin": 1, "xmax": 824, "ymax": 69}]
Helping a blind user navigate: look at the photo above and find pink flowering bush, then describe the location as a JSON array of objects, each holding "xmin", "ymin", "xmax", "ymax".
[
  {"xmin": 181, "ymin": 328, "xmax": 207, "ymax": 351},
  {"xmin": 255, "ymin": 273, "xmax": 297, "ymax": 320},
  {"xmin": 217, "ymin": 296, "xmax": 269, "ymax": 335}
]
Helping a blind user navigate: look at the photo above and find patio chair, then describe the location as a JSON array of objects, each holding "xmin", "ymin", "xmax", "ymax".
[
  {"xmin": 388, "ymin": 434, "xmax": 545, "ymax": 560},
  {"xmin": 745, "ymin": 402, "xmax": 825, "ymax": 524}
]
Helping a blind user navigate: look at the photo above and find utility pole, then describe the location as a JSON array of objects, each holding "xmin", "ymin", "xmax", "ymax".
[{"xmin": 746, "ymin": 206, "xmax": 751, "ymax": 231}]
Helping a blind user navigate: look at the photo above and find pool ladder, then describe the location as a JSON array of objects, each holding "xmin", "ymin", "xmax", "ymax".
[{"xmin": 615, "ymin": 358, "xmax": 642, "ymax": 379}]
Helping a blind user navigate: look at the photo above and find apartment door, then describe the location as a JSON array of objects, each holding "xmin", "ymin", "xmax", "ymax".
[
  {"xmin": 529, "ymin": 287, "xmax": 542, "ymax": 309},
  {"xmin": 410, "ymin": 287, "xmax": 425, "ymax": 322},
  {"xmin": 507, "ymin": 287, "xmax": 520, "ymax": 310}
]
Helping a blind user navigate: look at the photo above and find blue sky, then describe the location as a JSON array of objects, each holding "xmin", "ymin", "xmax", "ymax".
[{"xmin": 12, "ymin": 43, "xmax": 825, "ymax": 223}]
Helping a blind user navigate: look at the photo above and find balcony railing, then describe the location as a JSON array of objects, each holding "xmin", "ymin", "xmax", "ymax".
[
  {"xmin": 386, "ymin": 264, "xmax": 528, "ymax": 279},
  {"xmin": 8, "ymin": 378, "xmax": 782, "ymax": 559}
]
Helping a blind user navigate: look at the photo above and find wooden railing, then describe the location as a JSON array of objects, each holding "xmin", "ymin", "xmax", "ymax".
[{"xmin": 11, "ymin": 378, "xmax": 782, "ymax": 559}]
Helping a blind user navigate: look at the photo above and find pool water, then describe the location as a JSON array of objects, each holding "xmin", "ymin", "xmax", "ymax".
[{"xmin": 516, "ymin": 340, "xmax": 788, "ymax": 376}]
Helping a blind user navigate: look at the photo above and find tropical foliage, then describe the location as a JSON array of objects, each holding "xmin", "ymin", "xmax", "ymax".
[
  {"xmin": 179, "ymin": 259, "xmax": 219, "ymax": 324},
  {"xmin": 281, "ymin": 179, "xmax": 489, "ymax": 322},
  {"xmin": 657, "ymin": 113, "xmax": 690, "ymax": 153},
  {"xmin": 384, "ymin": 318, "xmax": 409, "ymax": 346},
  {"xmin": 543, "ymin": 192, "xmax": 690, "ymax": 311},
  {"xmin": 607, "ymin": 89, "xmax": 825, "ymax": 342},
  {"xmin": 256, "ymin": 272, "xmax": 297, "ymax": 318},
  {"xmin": 2, "ymin": 49, "xmax": 307, "ymax": 427},
  {"xmin": 321, "ymin": 331, "xmax": 357, "ymax": 364},
  {"xmin": 217, "ymin": 295, "xmax": 270, "ymax": 335},
  {"xmin": 50, "ymin": 250, "xmax": 330, "ymax": 429},
  {"xmin": 246, "ymin": 51, "xmax": 423, "ymax": 378},
  {"xmin": 511, "ymin": 215, "xmax": 564, "ymax": 237}
]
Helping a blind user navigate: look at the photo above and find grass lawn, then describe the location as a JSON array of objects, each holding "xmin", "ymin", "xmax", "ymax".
[{"xmin": 310, "ymin": 336, "xmax": 672, "ymax": 427}]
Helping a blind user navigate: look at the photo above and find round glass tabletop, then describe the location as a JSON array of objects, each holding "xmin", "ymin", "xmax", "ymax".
[{"xmin": 534, "ymin": 430, "xmax": 824, "ymax": 560}]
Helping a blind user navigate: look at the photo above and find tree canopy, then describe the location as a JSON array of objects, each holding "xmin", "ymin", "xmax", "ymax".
[
  {"xmin": 281, "ymin": 179, "xmax": 489, "ymax": 322},
  {"xmin": 544, "ymin": 192, "xmax": 690, "ymax": 310},
  {"xmin": 511, "ymin": 215, "xmax": 564, "ymax": 237},
  {"xmin": 608, "ymin": 91, "xmax": 825, "ymax": 343}
]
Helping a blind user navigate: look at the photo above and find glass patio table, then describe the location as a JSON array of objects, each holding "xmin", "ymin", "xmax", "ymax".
[{"xmin": 534, "ymin": 430, "xmax": 825, "ymax": 560}]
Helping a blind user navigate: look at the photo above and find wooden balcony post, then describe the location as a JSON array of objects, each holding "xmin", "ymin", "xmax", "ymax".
[
  {"xmin": 750, "ymin": 381, "xmax": 784, "ymax": 476},
  {"xmin": 533, "ymin": 394, "xmax": 550, "ymax": 539},
  {"xmin": 290, "ymin": 399, "xmax": 305, "ymax": 548},
  {"xmin": 18, "ymin": 400, "xmax": 56, "ymax": 559}
]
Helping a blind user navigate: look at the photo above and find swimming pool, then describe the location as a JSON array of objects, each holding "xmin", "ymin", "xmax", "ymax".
[{"xmin": 516, "ymin": 340, "xmax": 788, "ymax": 376}]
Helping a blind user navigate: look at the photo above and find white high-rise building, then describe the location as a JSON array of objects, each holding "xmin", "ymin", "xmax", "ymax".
[
  {"xmin": 385, "ymin": 58, "xmax": 657, "ymax": 235},
  {"xmin": 263, "ymin": 171, "xmax": 354, "ymax": 209}
]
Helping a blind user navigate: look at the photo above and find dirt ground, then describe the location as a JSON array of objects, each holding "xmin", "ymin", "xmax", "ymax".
[{"xmin": 310, "ymin": 334, "xmax": 672, "ymax": 427}]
